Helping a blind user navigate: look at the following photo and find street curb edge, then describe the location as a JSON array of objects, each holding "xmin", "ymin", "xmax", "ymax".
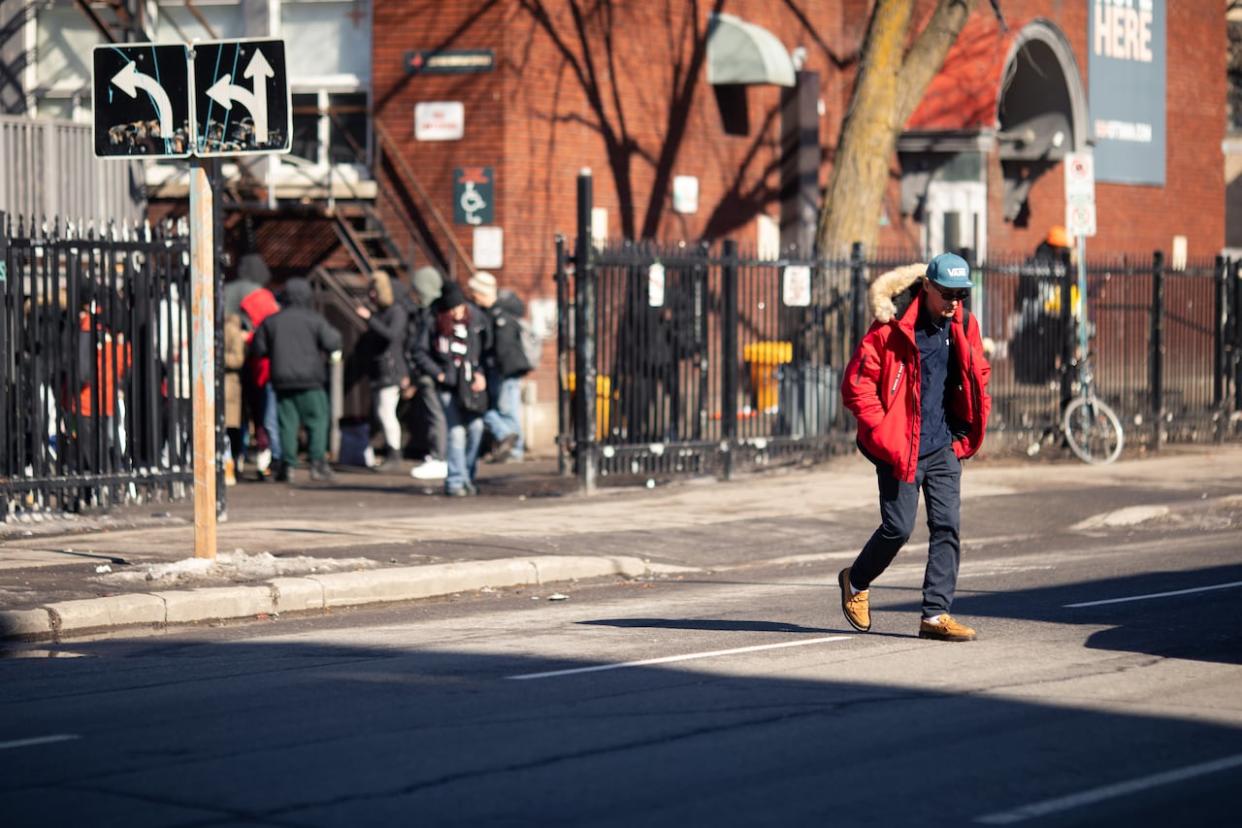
[{"xmin": 0, "ymin": 555, "xmax": 686, "ymax": 643}]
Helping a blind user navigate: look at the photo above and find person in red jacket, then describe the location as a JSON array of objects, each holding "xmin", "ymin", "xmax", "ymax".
[{"xmin": 838, "ymin": 253, "xmax": 991, "ymax": 642}]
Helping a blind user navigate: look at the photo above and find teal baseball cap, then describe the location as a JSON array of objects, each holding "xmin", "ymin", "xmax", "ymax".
[{"xmin": 926, "ymin": 253, "xmax": 973, "ymax": 289}]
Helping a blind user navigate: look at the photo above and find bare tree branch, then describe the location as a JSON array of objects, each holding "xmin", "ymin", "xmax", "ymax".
[
  {"xmin": 780, "ymin": 0, "xmax": 859, "ymax": 70},
  {"xmin": 896, "ymin": 0, "xmax": 979, "ymax": 126}
]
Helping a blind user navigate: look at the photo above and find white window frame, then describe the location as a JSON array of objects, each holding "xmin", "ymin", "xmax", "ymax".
[{"xmin": 273, "ymin": 79, "xmax": 369, "ymax": 187}]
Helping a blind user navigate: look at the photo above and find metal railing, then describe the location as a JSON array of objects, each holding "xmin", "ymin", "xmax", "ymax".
[
  {"xmin": 0, "ymin": 213, "xmax": 194, "ymax": 519},
  {"xmin": 373, "ymin": 120, "xmax": 474, "ymax": 280}
]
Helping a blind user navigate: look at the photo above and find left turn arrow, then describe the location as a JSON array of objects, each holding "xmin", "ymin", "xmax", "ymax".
[{"xmin": 111, "ymin": 61, "xmax": 174, "ymax": 138}]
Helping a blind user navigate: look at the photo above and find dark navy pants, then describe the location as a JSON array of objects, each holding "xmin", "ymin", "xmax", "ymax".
[{"xmin": 848, "ymin": 445, "xmax": 962, "ymax": 617}]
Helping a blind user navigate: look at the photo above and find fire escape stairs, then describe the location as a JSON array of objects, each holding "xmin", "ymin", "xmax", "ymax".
[
  {"xmin": 73, "ymin": 0, "xmax": 150, "ymax": 43},
  {"xmin": 329, "ymin": 202, "xmax": 410, "ymax": 285}
]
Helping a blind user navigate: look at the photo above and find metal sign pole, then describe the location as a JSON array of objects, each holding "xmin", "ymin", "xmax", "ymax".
[
  {"xmin": 190, "ymin": 157, "xmax": 217, "ymax": 559},
  {"xmin": 1077, "ymin": 235, "xmax": 1088, "ymax": 363}
]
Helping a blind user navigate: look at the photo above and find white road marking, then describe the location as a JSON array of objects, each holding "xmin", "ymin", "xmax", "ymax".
[
  {"xmin": 507, "ymin": 636, "xmax": 850, "ymax": 681},
  {"xmin": 0, "ymin": 734, "xmax": 80, "ymax": 751},
  {"xmin": 974, "ymin": 752, "xmax": 1242, "ymax": 824},
  {"xmin": 1064, "ymin": 580, "xmax": 1242, "ymax": 608}
]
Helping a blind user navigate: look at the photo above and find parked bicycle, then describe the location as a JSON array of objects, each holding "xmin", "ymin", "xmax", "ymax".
[
  {"xmin": 1059, "ymin": 349, "xmax": 1124, "ymax": 464},
  {"xmin": 1028, "ymin": 264, "xmax": 1124, "ymax": 464}
]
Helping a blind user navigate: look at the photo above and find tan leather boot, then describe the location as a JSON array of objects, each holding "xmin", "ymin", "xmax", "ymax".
[{"xmin": 838, "ymin": 567, "xmax": 871, "ymax": 632}]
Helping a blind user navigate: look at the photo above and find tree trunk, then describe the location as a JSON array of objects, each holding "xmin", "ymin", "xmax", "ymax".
[{"xmin": 817, "ymin": 0, "xmax": 978, "ymax": 258}]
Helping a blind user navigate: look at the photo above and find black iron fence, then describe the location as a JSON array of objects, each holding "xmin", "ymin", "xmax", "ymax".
[
  {"xmin": 979, "ymin": 250, "xmax": 1242, "ymax": 443},
  {"xmin": 0, "ymin": 213, "xmax": 195, "ymax": 519},
  {"xmin": 557, "ymin": 209, "xmax": 1242, "ymax": 487}
]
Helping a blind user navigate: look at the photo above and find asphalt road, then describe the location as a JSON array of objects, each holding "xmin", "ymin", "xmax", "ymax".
[{"xmin": 2, "ymin": 492, "xmax": 1240, "ymax": 827}]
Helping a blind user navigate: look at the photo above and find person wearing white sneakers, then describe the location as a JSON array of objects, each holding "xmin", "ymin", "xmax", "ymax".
[
  {"xmin": 838, "ymin": 253, "xmax": 992, "ymax": 642},
  {"xmin": 406, "ymin": 267, "xmax": 449, "ymax": 482}
]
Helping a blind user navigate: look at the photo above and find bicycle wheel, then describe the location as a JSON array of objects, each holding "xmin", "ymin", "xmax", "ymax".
[{"xmin": 1062, "ymin": 395, "xmax": 1124, "ymax": 464}]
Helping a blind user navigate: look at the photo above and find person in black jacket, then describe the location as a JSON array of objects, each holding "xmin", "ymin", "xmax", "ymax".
[
  {"xmin": 251, "ymin": 278, "xmax": 342, "ymax": 482},
  {"xmin": 469, "ymin": 272, "xmax": 532, "ymax": 462},
  {"xmin": 404, "ymin": 266, "xmax": 449, "ymax": 480},
  {"xmin": 355, "ymin": 270, "xmax": 408, "ymax": 470},
  {"xmin": 1013, "ymin": 226, "xmax": 1071, "ymax": 385},
  {"xmin": 411, "ymin": 281, "xmax": 487, "ymax": 495}
]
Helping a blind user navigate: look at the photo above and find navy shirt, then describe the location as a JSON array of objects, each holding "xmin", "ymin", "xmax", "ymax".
[{"xmin": 916, "ymin": 308, "xmax": 953, "ymax": 457}]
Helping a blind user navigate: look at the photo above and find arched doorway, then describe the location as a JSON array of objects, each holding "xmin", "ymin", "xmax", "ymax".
[
  {"xmin": 900, "ymin": 18, "xmax": 1088, "ymax": 255},
  {"xmin": 996, "ymin": 20, "xmax": 1088, "ymax": 225}
]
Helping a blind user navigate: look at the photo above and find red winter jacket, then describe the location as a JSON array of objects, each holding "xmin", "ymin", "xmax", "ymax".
[
  {"xmin": 239, "ymin": 287, "xmax": 281, "ymax": 388},
  {"xmin": 841, "ymin": 265, "xmax": 991, "ymax": 483}
]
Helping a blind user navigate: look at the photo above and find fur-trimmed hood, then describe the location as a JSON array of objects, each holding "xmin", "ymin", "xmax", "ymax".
[{"xmin": 868, "ymin": 263, "xmax": 926, "ymax": 324}]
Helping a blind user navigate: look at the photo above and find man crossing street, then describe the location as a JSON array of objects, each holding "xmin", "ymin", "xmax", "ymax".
[{"xmin": 838, "ymin": 253, "xmax": 992, "ymax": 641}]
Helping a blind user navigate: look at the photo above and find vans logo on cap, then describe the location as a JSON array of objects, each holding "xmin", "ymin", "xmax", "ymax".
[{"xmin": 946, "ymin": 266, "xmax": 968, "ymax": 277}]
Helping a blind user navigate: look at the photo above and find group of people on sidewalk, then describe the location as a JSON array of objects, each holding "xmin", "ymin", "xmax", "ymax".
[
  {"xmin": 399, "ymin": 270, "xmax": 532, "ymax": 496},
  {"xmin": 222, "ymin": 263, "xmax": 533, "ymax": 495}
]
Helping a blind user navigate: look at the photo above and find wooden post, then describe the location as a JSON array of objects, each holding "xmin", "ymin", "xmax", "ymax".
[{"xmin": 190, "ymin": 159, "xmax": 217, "ymax": 559}]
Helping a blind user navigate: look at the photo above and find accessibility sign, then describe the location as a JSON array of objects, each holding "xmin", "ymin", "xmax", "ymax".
[
  {"xmin": 453, "ymin": 167, "xmax": 494, "ymax": 225},
  {"xmin": 92, "ymin": 44, "xmax": 192, "ymax": 158},
  {"xmin": 192, "ymin": 38, "xmax": 291, "ymax": 156}
]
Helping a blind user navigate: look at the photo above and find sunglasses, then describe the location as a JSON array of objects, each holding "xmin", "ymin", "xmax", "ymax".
[{"xmin": 931, "ymin": 283, "xmax": 970, "ymax": 302}]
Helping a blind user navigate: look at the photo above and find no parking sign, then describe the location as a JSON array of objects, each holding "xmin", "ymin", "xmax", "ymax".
[{"xmin": 1064, "ymin": 152, "xmax": 1097, "ymax": 238}]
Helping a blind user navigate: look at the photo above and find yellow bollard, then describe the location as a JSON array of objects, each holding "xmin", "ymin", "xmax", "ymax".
[
  {"xmin": 566, "ymin": 372, "xmax": 612, "ymax": 440},
  {"xmin": 743, "ymin": 341, "xmax": 792, "ymax": 413}
]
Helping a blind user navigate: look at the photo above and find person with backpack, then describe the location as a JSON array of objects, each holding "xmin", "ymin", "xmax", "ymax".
[
  {"xmin": 411, "ymin": 281, "xmax": 488, "ymax": 496},
  {"xmin": 469, "ymin": 272, "xmax": 532, "ymax": 462},
  {"xmin": 355, "ymin": 269, "xmax": 408, "ymax": 471},
  {"xmin": 250, "ymin": 277, "xmax": 343, "ymax": 483},
  {"xmin": 837, "ymin": 253, "xmax": 991, "ymax": 642}
]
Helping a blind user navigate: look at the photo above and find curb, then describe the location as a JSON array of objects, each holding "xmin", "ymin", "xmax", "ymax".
[{"xmin": 0, "ymin": 555, "xmax": 686, "ymax": 642}]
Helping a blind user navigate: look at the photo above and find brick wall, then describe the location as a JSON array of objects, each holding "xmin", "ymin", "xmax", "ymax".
[
  {"xmin": 878, "ymin": 0, "xmax": 1225, "ymax": 258},
  {"xmin": 371, "ymin": 0, "xmax": 510, "ymax": 285}
]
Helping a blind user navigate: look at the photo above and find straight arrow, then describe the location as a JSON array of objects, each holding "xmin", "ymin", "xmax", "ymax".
[
  {"xmin": 242, "ymin": 50, "xmax": 274, "ymax": 142},
  {"xmin": 111, "ymin": 61, "xmax": 173, "ymax": 138}
]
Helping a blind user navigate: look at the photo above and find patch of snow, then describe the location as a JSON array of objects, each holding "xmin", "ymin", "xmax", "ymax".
[
  {"xmin": 96, "ymin": 550, "xmax": 376, "ymax": 586},
  {"xmin": 1071, "ymin": 505, "xmax": 1171, "ymax": 532}
]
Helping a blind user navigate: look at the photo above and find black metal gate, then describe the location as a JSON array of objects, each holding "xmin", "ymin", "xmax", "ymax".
[
  {"xmin": 555, "ymin": 176, "xmax": 1242, "ymax": 487},
  {"xmin": 0, "ymin": 214, "xmax": 195, "ymax": 518},
  {"xmin": 556, "ymin": 177, "xmax": 864, "ymax": 488}
]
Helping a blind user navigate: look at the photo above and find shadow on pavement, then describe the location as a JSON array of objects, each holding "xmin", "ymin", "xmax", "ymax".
[
  {"xmin": 0, "ymin": 633, "xmax": 1240, "ymax": 827},
  {"xmin": 888, "ymin": 563, "xmax": 1242, "ymax": 665}
]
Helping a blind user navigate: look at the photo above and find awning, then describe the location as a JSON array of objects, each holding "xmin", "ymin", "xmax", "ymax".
[{"xmin": 706, "ymin": 13, "xmax": 796, "ymax": 88}]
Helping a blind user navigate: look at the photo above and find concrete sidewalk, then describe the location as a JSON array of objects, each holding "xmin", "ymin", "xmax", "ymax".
[{"xmin": 3, "ymin": 447, "xmax": 1241, "ymax": 641}]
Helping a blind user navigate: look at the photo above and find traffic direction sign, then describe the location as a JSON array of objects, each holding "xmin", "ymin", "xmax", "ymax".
[
  {"xmin": 92, "ymin": 44, "xmax": 192, "ymax": 158},
  {"xmin": 192, "ymin": 39, "xmax": 291, "ymax": 156}
]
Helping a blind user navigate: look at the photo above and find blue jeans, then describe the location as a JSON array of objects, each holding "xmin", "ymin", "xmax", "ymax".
[
  {"xmin": 848, "ymin": 445, "xmax": 962, "ymax": 617},
  {"xmin": 483, "ymin": 374, "xmax": 524, "ymax": 458},
  {"xmin": 440, "ymin": 390, "xmax": 483, "ymax": 492},
  {"xmin": 264, "ymin": 382, "xmax": 282, "ymax": 461}
]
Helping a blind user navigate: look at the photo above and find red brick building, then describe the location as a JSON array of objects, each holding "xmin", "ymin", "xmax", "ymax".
[
  {"xmin": 360, "ymin": 0, "xmax": 1224, "ymax": 450},
  {"xmin": 372, "ymin": 0, "xmax": 1223, "ymax": 299}
]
